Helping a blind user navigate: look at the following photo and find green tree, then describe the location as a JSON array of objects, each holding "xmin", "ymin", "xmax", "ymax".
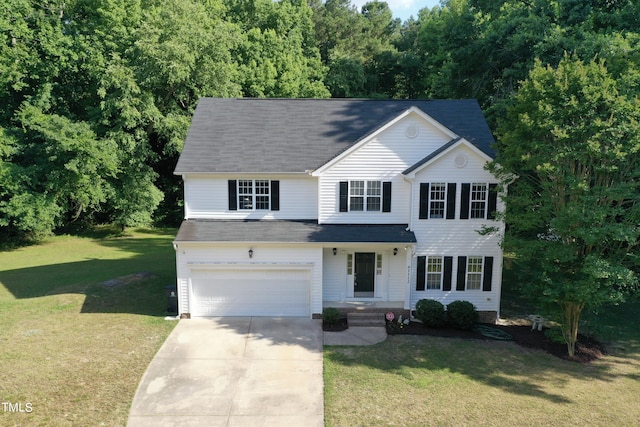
[
  {"xmin": 491, "ymin": 55, "xmax": 640, "ymax": 357},
  {"xmin": 227, "ymin": 0, "xmax": 329, "ymax": 98}
]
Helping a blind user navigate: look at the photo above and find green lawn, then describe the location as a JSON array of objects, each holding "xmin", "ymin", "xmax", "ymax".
[
  {"xmin": 2, "ymin": 232, "xmax": 639, "ymax": 426},
  {"xmin": 0, "ymin": 229, "xmax": 178, "ymax": 426},
  {"xmin": 325, "ymin": 296, "xmax": 640, "ymax": 426}
]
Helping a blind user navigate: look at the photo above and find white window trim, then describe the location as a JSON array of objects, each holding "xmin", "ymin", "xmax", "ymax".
[
  {"xmin": 349, "ymin": 180, "xmax": 382, "ymax": 212},
  {"xmin": 238, "ymin": 179, "xmax": 270, "ymax": 211},
  {"xmin": 469, "ymin": 183, "xmax": 488, "ymax": 219},
  {"xmin": 426, "ymin": 256, "xmax": 443, "ymax": 290},
  {"xmin": 429, "ymin": 183, "xmax": 447, "ymax": 219},
  {"xmin": 466, "ymin": 256, "xmax": 484, "ymax": 290}
]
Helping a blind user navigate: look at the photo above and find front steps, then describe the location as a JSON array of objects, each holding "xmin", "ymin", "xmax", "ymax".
[{"xmin": 347, "ymin": 311, "xmax": 388, "ymax": 327}]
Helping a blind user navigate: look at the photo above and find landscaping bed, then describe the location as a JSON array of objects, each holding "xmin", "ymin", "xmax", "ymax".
[{"xmin": 386, "ymin": 320, "xmax": 606, "ymax": 363}]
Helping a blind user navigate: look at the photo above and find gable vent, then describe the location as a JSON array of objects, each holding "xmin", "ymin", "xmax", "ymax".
[
  {"xmin": 405, "ymin": 124, "xmax": 419, "ymax": 139},
  {"xmin": 454, "ymin": 154, "xmax": 468, "ymax": 168}
]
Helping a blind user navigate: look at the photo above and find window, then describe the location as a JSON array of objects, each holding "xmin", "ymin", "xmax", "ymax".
[
  {"xmin": 349, "ymin": 180, "xmax": 364, "ymax": 211},
  {"xmin": 429, "ymin": 183, "xmax": 446, "ymax": 219},
  {"xmin": 347, "ymin": 254, "xmax": 353, "ymax": 275},
  {"xmin": 340, "ymin": 181, "xmax": 391, "ymax": 213},
  {"xmin": 350, "ymin": 180, "xmax": 381, "ymax": 212},
  {"xmin": 466, "ymin": 256, "xmax": 483, "ymax": 290},
  {"xmin": 419, "ymin": 183, "xmax": 456, "ymax": 219},
  {"xmin": 426, "ymin": 257, "xmax": 443, "ymax": 290},
  {"xmin": 470, "ymin": 183, "xmax": 487, "ymax": 219},
  {"xmin": 460, "ymin": 183, "xmax": 497, "ymax": 220},
  {"xmin": 376, "ymin": 253, "xmax": 383, "ymax": 275},
  {"xmin": 367, "ymin": 181, "xmax": 382, "ymax": 211},
  {"xmin": 228, "ymin": 179, "xmax": 279, "ymax": 211},
  {"xmin": 416, "ymin": 256, "xmax": 452, "ymax": 291}
]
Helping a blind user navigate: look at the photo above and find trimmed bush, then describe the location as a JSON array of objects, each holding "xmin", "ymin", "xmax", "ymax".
[
  {"xmin": 322, "ymin": 307, "xmax": 341, "ymax": 325},
  {"xmin": 415, "ymin": 299, "xmax": 445, "ymax": 328},
  {"xmin": 446, "ymin": 300, "xmax": 479, "ymax": 330}
]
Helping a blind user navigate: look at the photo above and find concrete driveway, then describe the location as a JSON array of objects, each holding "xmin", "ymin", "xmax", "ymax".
[{"xmin": 127, "ymin": 317, "xmax": 324, "ymax": 427}]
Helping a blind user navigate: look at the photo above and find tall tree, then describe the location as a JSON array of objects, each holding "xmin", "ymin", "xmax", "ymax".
[{"xmin": 491, "ymin": 55, "xmax": 640, "ymax": 357}]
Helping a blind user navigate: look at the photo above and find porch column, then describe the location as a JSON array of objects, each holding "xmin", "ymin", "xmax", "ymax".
[{"xmin": 404, "ymin": 246, "xmax": 413, "ymax": 310}]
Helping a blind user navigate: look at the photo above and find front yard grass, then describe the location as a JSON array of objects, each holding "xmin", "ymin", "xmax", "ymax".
[
  {"xmin": 325, "ymin": 301, "xmax": 640, "ymax": 426},
  {"xmin": 0, "ymin": 228, "xmax": 178, "ymax": 426}
]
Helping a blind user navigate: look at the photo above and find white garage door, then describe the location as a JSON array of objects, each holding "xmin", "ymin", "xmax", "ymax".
[{"xmin": 190, "ymin": 268, "xmax": 311, "ymax": 317}]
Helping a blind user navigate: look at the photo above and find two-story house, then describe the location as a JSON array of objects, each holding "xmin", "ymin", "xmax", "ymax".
[{"xmin": 173, "ymin": 98, "xmax": 504, "ymax": 322}]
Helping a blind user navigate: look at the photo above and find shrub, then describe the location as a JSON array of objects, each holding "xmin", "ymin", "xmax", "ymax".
[
  {"xmin": 446, "ymin": 300, "xmax": 479, "ymax": 330},
  {"xmin": 415, "ymin": 299, "xmax": 445, "ymax": 328},
  {"xmin": 322, "ymin": 307, "xmax": 341, "ymax": 325}
]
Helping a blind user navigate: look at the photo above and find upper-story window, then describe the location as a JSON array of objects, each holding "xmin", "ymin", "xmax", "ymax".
[
  {"xmin": 460, "ymin": 183, "xmax": 497, "ymax": 220},
  {"xmin": 419, "ymin": 183, "xmax": 456, "ymax": 220},
  {"xmin": 228, "ymin": 180, "xmax": 280, "ymax": 211},
  {"xmin": 429, "ymin": 183, "xmax": 446, "ymax": 218},
  {"xmin": 339, "ymin": 181, "xmax": 392, "ymax": 213},
  {"xmin": 237, "ymin": 179, "xmax": 271, "ymax": 210},
  {"xmin": 470, "ymin": 183, "xmax": 487, "ymax": 219},
  {"xmin": 350, "ymin": 180, "xmax": 381, "ymax": 211}
]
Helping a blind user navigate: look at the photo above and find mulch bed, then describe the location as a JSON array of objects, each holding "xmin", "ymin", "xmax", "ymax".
[
  {"xmin": 387, "ymin": 320, "xmax": 607, "ymax": 363},
  {"xmin": 323, "ymin": 318, "xmax": 349, "ymax": 332}
]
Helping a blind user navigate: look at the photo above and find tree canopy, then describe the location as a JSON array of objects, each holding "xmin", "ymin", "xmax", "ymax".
[
  {"xmin": 1, "ymin": 0, "xmax": 639, "ymax": 253},
  {"xmin": 491, "ymin": 54, "xmax": 640, "ymax": 356}
]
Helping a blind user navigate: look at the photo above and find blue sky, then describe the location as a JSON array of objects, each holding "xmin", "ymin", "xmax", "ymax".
[{"xmin": 350, "ymin": 0, "xmax": 441, "ymax": 22}]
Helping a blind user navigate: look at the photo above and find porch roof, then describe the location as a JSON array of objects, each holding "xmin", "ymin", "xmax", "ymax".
[{"xmin": 174, "ymin": 220, "xmax": 417, "ymax": 244}]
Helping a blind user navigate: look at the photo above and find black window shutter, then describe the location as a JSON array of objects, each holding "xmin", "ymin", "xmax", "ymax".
[
  {"xmin": 446, "ymin": 183, "xmax": 456, "ymax": 220},
  {"xmin": 487, "ymin": 184, "xmax": 498, "ymax": 220},
  {"xmin": 271, "ymin": 180, "xmax": 280, "ymax": 211},
  {"xmin": 456, "ymin": 256, "xmax": 467, "ymax": 291},
  {"xmin": 443, "ymin": 256, "xmax": 453, "ymax": 291},
  {"xmin": 416, "ymin": 256, "xmax": 426, "ymax": 291},
  {"xmin": 382, "ymin": 181, "xmax": 392, "ymax": 212},
  {"xmin": 483, "ymin": 256, "xmax": 494, "ymax": 291},
  {"xmin": 228, "ymin": 180, "xmax": 237, "ymax": 211},
  {"xmin": 460, "ymin": 183, "xmax": 470, "ymax": 220},
  {"xmin": 419, "ymin": 183, "xmax": 429, "ymax": 219},
  {"xmin": 339, "ymin": 181, "xmax": 348, "ymax": 212}
]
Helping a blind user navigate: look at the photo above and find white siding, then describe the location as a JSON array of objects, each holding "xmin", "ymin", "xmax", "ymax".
[
  {"xmin": 408, "ymin": 144, "xmax": 504, "ymax": 314},
  {"xmin": 184, "ymin": 174, "xmax": 317, "ymax": 220},
  {"xmin": 317, "ymin": 114, "xmax": 451, "ymax": 224},
  {"xmin": 322, "ymin": 248, "xmax": 347, "ymax": 301},
  {"xmin": 409, "ymin": 255, "xmax": 503, "ymax": 313},
  {"xmin": 322, "ymin": 247, "xmax": 407, "ymax": 303},
  {"xmin": 175, "ymin": 243, "xmax": 323, "ymax": 317}
]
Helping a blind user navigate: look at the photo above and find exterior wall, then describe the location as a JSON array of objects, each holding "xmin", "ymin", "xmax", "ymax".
[
  {"xmin": 183, "ymin": 174, "xmax": 317, "ymax": 220},
  {"xmin": 322, "ymin": 246, "xmax": 407, "ymax": 303},
  {"xmin": 408, "ymin": 144, "xmax": 504, "ymax": 314},
  {"xmin": 318, "ymin": 114, "xmax": 451, "ymax": 224},
  {"xmin": 175, "ymin": 243, "xmax": 323, "ymax": 317}
]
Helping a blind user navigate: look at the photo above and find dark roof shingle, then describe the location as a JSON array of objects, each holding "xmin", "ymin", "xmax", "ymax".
[
  {"xmin": 174, "ymin": 220, "xmax": 417, "ymax": 244},
  {"xmin": 174, "ymin": 98, "xmax": 495, "ymax": 174}
]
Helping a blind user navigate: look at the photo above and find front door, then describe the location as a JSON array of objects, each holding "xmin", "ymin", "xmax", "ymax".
[{"xmin": 354, "ymin": 252, "xmax": 375, "ymax": 297}]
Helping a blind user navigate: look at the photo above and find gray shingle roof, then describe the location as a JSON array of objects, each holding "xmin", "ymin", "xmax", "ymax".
[
  {"xmin": 174, "ymin": 220, "xmax": 417, "ymax": 244},
  {"xmin": 174, "ymin": 98, "xmax": 495, "ymax": 174}
]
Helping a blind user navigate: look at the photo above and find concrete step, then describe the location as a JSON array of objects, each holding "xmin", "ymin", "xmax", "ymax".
[{"xmin": 347, "ymin": 312, "xmax": 387, "ymax": 327}]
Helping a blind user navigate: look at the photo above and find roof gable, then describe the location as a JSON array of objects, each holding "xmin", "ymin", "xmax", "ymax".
[
  {"xmin": 174, "ymin": 98, "xmax": 495, "ymax": 175},
  {"xmin": 403, "ymin": 137, "xmax": 493, "ymax": 178}
]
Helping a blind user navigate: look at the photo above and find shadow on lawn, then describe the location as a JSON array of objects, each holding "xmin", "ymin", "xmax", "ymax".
[
  {"xmin": 326, "ymin": 327, "xmax": 640, "ymax": 405},
  {"xmin": 0, "ymin": 232, "xmax": 176, "ymax": 316}
]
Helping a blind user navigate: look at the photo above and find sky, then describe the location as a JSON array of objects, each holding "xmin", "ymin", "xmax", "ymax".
[{"xmin": 349, "ymin": 0, "xmax": 441, "ymax": 22}]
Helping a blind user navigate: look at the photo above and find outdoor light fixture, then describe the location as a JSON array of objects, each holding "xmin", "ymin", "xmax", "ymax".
[
  {"xmin": 333, "ymin": 248, "xmax": 337, "ymax": 255},
  {"xmin": 393, "ymin": 248, "xmax": 398, "ymax": 256},
  {"xmin": 248, "ymin": 248, "xmax": 253, "ymax": 259}
]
